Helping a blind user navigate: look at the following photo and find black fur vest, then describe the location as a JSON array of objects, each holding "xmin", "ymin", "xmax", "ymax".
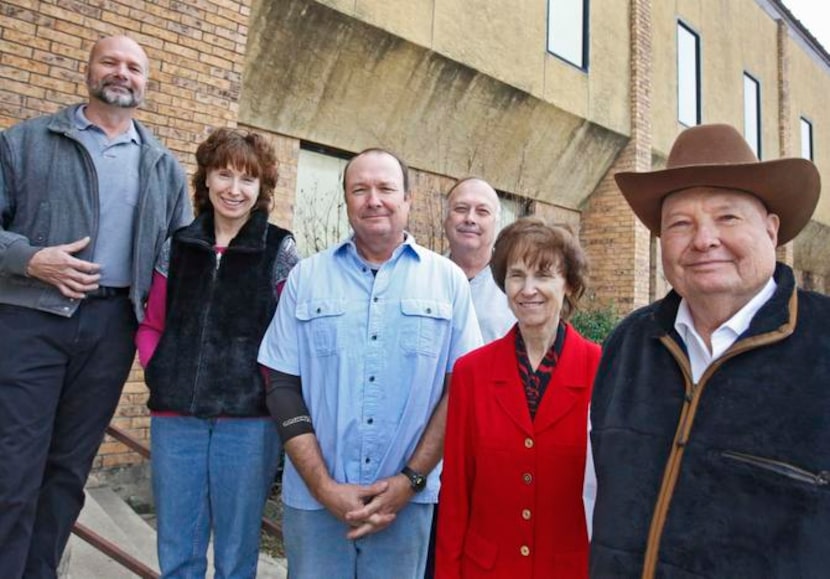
[{"xmin": 145, "ymin": 210, "xmax": 290, "ymax": 417}]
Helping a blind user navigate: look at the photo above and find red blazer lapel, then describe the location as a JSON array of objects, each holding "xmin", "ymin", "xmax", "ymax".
[
  {"xmin": 533, "ymin": 327, "xmax": 591, "ymax": 434},
  {"xmin": 490, "ymin": 329, "xmax": 534, "ymax": 436}
]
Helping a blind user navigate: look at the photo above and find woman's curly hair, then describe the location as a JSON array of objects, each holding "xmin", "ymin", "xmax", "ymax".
[{"xmin": 191, "ymin": 128, "xmax": 278, "ymax": 216}]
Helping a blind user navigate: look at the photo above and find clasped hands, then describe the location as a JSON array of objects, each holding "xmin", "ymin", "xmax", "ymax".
[{"xmin": 315, "ymin": 474, "xmax": 414, "ymax": 540}]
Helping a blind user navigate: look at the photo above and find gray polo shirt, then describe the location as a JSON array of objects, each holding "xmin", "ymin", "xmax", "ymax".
[{"xmin": 74, "ymin": 106, "xmax": 141, "ymax": 287}]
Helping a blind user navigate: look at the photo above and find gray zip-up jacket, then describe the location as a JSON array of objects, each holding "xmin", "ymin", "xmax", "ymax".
[{"xmin": 0, "ymin": 105, "xmax": 191, "ymax": 320}]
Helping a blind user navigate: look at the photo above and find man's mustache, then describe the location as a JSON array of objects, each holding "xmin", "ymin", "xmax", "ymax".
[{"xmin": 102, "ymin": 78, "xmax": 134, "ymax": 93}]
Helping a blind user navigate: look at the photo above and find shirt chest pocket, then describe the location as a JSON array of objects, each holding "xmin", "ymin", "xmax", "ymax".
[
  {"xmin": 400, "ymin": 299, "xmax": 452, "ymax": 357},
  {"xmin": 296, "ymin": 299, "xmax": 347, "ymax": 357}
]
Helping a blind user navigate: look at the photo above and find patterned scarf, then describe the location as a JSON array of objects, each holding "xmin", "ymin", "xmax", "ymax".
[{"xmin": 515, "ymin": 323, "xmax": 566, "ymax": 420}]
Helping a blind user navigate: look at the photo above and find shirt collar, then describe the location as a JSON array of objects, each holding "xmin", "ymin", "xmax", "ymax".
[
  {"xmin": 674, "ymin": 276, "xmax": 777, "ymax": 357},
  {"xmin": 334, "ymin": 232, "xmax": 421, "ymax": 263},
  {"xmin": 74, "ymin": 105, "xmax": 141, "ymax": 144}
]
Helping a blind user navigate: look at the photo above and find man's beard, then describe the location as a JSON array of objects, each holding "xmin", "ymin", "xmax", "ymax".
[{"xmin": 89, "ymin": 77, "xmax": 143, "ymax": 108}]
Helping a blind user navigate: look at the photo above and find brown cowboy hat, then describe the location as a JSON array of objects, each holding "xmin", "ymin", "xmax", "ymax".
[{"xmin": 615, "ymin": 123, "xmax": 821, "ymax": 245}]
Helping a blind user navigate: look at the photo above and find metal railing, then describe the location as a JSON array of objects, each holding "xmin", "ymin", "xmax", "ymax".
[
  {"xmin": 70, "ymin": 424, "xmax": 283, "ymax": 578},
  {"xmin": 72, "ymin": 521, "xmax": 160, "ymax": 579}
]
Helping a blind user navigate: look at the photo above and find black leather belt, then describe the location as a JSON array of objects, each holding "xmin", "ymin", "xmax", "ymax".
[{"xmin": 86, "ymin": 286, "xmax": 130, "ymax": 299}]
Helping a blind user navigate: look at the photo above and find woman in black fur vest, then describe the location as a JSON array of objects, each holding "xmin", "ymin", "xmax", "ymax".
[{"xmin": 136, "ymin": 128, "xmax": 299, "ymax": 578}]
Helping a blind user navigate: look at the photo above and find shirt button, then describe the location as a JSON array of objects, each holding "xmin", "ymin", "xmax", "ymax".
[
  {"xmin": 524, "ymin": 438, "xmax": 534, "ymax": 449},
  {"xmin": 371, "ymin": 334, "xmax": 377, "ymax": 340},
  {"xmin": 373, "ymin": 297, "xmax": 378, "ymax": 303},
  {"xmin": 365, "ymin": 457, "xmax": 370, "ymax": 463},
  {"xmin": 522, "ymin": 473, "xmax": 533, "ymax": 485},
  {"xmin": 520, "ymin": 545, "xmax": 530, "ymax": 557},
  {"xmin": 316, "ymin": 307, "xmax": 322, "ymax": 313},
  {"xmin": 369, "ymin": 376, "xmax": 375, "ymax": 382},
  {"xmin": 367, "ymin": 418, "xmax": 374, "ymax": 424},
  {"xmin": 522, "ymin": 509, "xmax": 531, "ymax": 520},
  {"xmin": 426, "ymin": 307, "xmax": 432, "ymax": 314}
]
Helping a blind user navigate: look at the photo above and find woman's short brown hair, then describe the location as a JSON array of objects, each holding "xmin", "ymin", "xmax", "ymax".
[
  {"xmin": 192, "ymin": 128, "xmax": 278, "ymax": 216},
  {"xmin": 491, "ymin": 217, "xmax": 589, "ymax": 320}
]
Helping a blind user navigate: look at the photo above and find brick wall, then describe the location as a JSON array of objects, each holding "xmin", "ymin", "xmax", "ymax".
[
  {"xmin": 774, "ymin": 19, "xmax": 795, "ymax": 267},
  {"xmin": 580, "ymin": 0, "xmax": 653, "ymax": 314},
  {"xmin": 1, "ymin": 0, "xmax": 256, "ymax": 470}
]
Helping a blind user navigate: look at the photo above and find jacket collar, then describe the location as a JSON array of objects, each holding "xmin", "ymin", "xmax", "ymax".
[
  {"xmin": 47, "ymin": 104, "xmax": 165, "ymax": 155},
  {"xmin": 490, "ymin": 325, "xmax": 586, "ymax": 436},
  {"xmin": 654, "ymin": 262, "xmax": 796, "ymax": 341},
  {"xmin": 176, "ymin": 209, "xmax": 270, "ymax": 252}
]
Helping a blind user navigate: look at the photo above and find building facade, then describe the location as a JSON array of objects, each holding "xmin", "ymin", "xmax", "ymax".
[{"xmin": 1, "ymin": 0, "xmax": 828, "ymax": 469}]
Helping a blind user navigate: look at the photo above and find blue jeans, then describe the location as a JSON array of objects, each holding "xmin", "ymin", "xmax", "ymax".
[
  {"xmin": 151, "ymin": 416, "xmax": 281, "ymax": 579},
  {"xmin": 283, "ymin": 502, "xmax": 433, "ymax": 579}
]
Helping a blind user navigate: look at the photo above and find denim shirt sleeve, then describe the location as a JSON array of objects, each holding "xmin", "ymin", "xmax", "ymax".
[{"xmin": 258, "ymin": 262, "xmax": 302, "ymax": 375}]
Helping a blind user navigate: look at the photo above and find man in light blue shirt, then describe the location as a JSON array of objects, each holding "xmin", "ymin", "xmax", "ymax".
[{"xmin": 258, "ymin": 148, "xmax": 482, "ymax": 578}]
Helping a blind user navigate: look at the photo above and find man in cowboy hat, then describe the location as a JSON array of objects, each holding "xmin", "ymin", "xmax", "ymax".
[{"xmin": 589, "ymin": 123, "xmax": 829, "ymax": 578}]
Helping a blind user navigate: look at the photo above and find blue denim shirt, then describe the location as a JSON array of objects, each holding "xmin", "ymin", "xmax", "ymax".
[{"xmin": 259, "ymin": 235, "xmax": 482, "ymax": 509}]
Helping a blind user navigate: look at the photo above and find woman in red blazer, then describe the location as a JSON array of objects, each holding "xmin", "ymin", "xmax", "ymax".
[{"xmin": 436, "ymin": 217, "xmax": 600, "ymax": 579}]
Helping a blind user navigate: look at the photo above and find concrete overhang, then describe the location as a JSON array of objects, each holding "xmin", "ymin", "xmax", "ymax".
[{"xmin": 240, "ymin": 0, "xmax": 627, "ymax": 210}]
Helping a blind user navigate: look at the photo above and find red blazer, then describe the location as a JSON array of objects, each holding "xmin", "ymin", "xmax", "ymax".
[{"xmin": 436, "ymin": 324, "xmax": 600, "ymax": 579}]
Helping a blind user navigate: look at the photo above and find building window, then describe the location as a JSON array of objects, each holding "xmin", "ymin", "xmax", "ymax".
[
  {"xmin": 547, "ymin": 0, "xmax": 589, "ymax": 69},
  {"xmin": 496, "ymin": 192, "xmax": 526, "ymax": 233},
  {"xmin": 743, "ymin": 73, "xmax": 761, "ymax": 158},
  {"xmin": 293, "ymin": 145, "xmax": 351, "ymax": 257},
  {"xmin": 800, "ymin": 117, "xmax": 814, "ymax": 160},
  {"xmin": 677, "ymin": 21, "xmax": 701, "ymax": 126}
]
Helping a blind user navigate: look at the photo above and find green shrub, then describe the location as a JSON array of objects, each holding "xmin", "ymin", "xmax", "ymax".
[{"xmin": 570, "ymin": 306, "xmax": 620, "ymax": 344}]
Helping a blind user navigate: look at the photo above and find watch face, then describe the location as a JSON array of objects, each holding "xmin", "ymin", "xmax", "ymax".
[
  {"xmin": 412, "ymin": 474, "xmax": 426, "ymax": 491},
  {"xmin": 403, "ymin": 467, "xmax": 427, "ymax": 492}
]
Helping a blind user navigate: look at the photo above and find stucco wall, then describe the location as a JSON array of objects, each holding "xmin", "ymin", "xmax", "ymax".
[
  {"xmin": 241, "ymin": 0, "xmax": 628, "ymax": 211},
  {"xmin": 788, "ymin": 37, "xmax": 830, "ymax": 224},
  {"xmin": 651, "ymin": 0, "xmax": 780, "ymax": 157},
  {"xmin": 313, "ymin": 0, "xmax": 630, "ymax": 134}
]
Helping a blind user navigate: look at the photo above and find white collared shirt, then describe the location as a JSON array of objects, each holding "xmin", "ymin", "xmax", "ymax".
[{"xmin": 674, "ymin": 277, "xmax": 777, "ymax": 383}]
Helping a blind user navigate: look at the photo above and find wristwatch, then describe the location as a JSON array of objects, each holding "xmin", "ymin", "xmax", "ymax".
[{"xmin": 401, "ymin": 466, "xmax": 427, "ymax": 493}]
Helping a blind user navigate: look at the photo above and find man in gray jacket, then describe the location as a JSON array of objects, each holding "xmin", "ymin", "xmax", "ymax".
[{"xmin": 0, "ymin": 35, "xmax": 190, "ymax": 577}]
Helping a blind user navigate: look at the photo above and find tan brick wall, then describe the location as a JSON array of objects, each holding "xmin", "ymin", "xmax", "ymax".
[
  {"xmin": 580, "ymin": 0, "xmax": 653, "ymax": 315},
  {"xmin": 774, "ymin": 19, "xmax": 796, "ymax": 268},
  {"xmin": 238, "ymin": 124, "xmax": 301, "ymax": 229},
  {"xmin": 533, "ymin": 202, "xmax": 581, "ymax": 233},
  {"xmin": 407, "ymin": 170, "xmax": 457, "ymax": 254},
  {"xmin": 2, "ymin": 0, "xmax": 254, "ymax": 470},
  {"xmin": 796, "ymin": 270, "xmax": 827, "ymax": 294}
]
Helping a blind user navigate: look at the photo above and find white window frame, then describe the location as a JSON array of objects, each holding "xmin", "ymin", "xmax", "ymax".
[
  {"xmin": 677, "ymin": 21, "xmax": 701, "ymax": 126},
  {"xmin": 800, "ymin": 117, "xmax": 814, "ymax": 161},
  {"xmin": 293, "ymin": 146, "xmax": 351, "ymax": 257},
  {"xmin": 743, "ymin": 72, "xmax": 761, "ymax": 158},
  {"xmin": 547, "ymin": 0, "xmax": 589, "ymax": 70}
]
